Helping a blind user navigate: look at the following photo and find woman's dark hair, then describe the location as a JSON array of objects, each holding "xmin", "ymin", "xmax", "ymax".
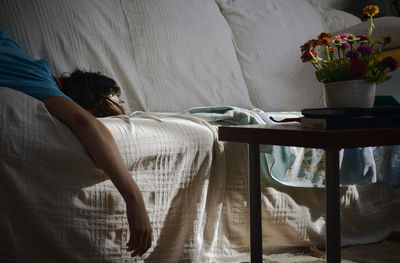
[{"xmin": 59, "ymin": 69, "xmax": 125, "ymax": 117}]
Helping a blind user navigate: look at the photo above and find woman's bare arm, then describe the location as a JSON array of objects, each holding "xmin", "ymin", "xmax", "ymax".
[{"xmin": 41, "ymin": 96, "xmax": 152, "ymax": 257}]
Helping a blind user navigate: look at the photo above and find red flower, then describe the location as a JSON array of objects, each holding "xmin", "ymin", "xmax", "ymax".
[
  {"xmin": 301, "ymin": 50, "xmax": 318, "ymax": 63},
  {"xmin": 357, "ymin": 34, "xmax": 369, "ymax": 41},
  {"xmin": 300, "ymin": 42, "xmax": 311, "ymax": 53},
  {"xmin": 300, "ymin": 39, "xmax": 318, "ymax": 52},
  {"xmin": 350, "ymin": 59, "xmax": 367, "ymax": 78}
]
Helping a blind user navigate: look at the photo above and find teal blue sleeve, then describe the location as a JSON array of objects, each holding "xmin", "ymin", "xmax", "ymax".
[{"xmin": 0, "ymin": 27, "xmax": 71, "ymax": 100}]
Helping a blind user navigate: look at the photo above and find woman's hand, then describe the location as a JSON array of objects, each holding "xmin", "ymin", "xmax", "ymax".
[
  {"xmin": 126, "ymin": 197, "xmax": 153, "ymax": 257},
  {"xmin": 42, "ymin": 97, "xmax": 153, "ymax": 257}
]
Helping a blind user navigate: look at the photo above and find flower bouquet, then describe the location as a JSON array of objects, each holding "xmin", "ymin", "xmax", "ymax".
[
  {"xmin": 301, "ymin": 5, "xmax": 398, "ymax": 84},
  {"xmin": 300, "ymin": 5, "xmax": 398, "ymax": 108}
]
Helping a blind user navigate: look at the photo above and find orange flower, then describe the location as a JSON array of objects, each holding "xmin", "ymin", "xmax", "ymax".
[
  {"xmin": 328, "ymin": 47, "xmax": 336, "ymax": 53},
  {"xmin": 381, "ymin": 36, "xmax": 394, "ymax": 45},
  {"xmin": 318, "ymin": 32, "xmax": 332, "ymax": 40},
  {"xmin": 363, "ymin": 5, "xmax": 379, "ymax": 17},
  {"xmin": 318, "ymin": 37, "xmax": 332, "ymax": 47}
]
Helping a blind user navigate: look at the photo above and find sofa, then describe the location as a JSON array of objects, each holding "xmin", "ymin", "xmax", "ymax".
[{"xmin": 1, "ymin": 0, "xmax": 400, "ymax": 262}]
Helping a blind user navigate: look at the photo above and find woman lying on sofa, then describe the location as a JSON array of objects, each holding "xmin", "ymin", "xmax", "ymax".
[{"xmin": 0, "ymin": 27, "xmax": 152, "ymax": 257}]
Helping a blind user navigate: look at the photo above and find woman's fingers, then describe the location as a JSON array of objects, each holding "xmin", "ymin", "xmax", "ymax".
[
  {"xmin": 137, "ymin": 232, "xmax": 152, "ymax": 256},
  {"xmin": 126, "ymin": 228, "xmax": 153, "ymax": 257},
  {"xmin": 125, "ymin": 198, "xmax": 153, "ymax": 257}
]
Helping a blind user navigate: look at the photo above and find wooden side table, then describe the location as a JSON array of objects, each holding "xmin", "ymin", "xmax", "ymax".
[{"xmin": 218, "ymin": 123, "xmax": 400, "ymax": 263}]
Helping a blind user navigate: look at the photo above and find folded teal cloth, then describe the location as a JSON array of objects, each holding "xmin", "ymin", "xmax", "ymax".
[{"xmin": 183, "ymin": 106, "xmax": 266, "ymax": 125}]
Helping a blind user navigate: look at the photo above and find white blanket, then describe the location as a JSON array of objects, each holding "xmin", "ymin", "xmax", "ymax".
[
  {"xmin": 0, "ymin": 87, "xmax": 217, "ymax": 262},
  {"xmin": 1, "ymin": 87, "xmax": 400, "ymax": 262}
]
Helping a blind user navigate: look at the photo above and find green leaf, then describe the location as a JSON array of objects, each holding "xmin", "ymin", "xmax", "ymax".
[{"xmin": 369, "ymin": 39, "xmax": 383, "ymax": 45}]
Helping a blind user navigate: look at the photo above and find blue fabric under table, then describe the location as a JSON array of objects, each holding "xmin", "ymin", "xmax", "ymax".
[{"xmin": 183, "ymin": 105, "xmax": 400, "ymax": 188}]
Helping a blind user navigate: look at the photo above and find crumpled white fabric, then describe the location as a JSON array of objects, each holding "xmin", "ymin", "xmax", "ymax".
[{"xmin": 1, "ymin": 87, "xmax": 400, "ymax": 262}]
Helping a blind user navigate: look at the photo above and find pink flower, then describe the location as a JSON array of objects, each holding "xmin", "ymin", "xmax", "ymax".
[{"xmin": 342, "ymin": 42, "xmax": 350, "ymax": 49}]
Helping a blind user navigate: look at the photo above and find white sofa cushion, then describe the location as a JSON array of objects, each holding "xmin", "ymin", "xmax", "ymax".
[
  {"xmin": 120, "ymin": 0, "xmax": 254, "ymax": 112},
  {"xmin": 0, "ymin": 0, "xmax": 254, "ymax": 112},
  {"xmin": 308, "ymin": 0, "xmax": 361, "ymax": 33},
  {"xmin": 216, "ymin": 0, "xmax": 334, "ymax": 111},
  {"xmin": 0, "ymin": 0, "xmax": 139, "ymax": 112}
]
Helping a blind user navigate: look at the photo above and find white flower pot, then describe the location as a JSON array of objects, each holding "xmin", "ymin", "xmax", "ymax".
[{"xmin": 323, "ymin": 79, "xmax": 376, "ymax": 108}]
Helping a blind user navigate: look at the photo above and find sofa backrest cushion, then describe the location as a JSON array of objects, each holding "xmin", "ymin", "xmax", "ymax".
[
  {"xmin": 0, "ymin": 0, "xmax": 254, "ymax": 112},
  {"xmin": 118, "ymin": 0, "xmax": 255, "ymax": 112},
  {"xmin": 308, "ymin": 0, "xmax": 362, "ymax": 33},
  {"xmin": 0, "ymin": 0, "xmax": 138, "ymax": 110},
  {"xmin": 216, "ymin": 0, "xmax": 360, "ymax": 111}
]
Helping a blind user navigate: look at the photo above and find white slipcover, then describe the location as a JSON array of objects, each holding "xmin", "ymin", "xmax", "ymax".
[{"xmin": 0, "ymin": 0, "xmax": 254, "ymax": 113}]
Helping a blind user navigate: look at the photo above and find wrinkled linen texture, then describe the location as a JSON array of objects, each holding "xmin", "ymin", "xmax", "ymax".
[
  {"xmin": 0, "ymin": 87, "xmax": 217, "ymax": 262},
  {"xmin": 2, "ymin": 88, "xmax": 400, "ymax": 262}
]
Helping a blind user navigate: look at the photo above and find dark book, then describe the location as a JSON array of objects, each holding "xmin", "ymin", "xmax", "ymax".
[
  {"xmin": 300, "ymin": 106, "xmax": 400, "ymax": 130},
  {"xmin": 300, "ymin": 115, "xmax": 400, "ymax": 130},
  {"xmin": 301, "ymin": 106, "xmax": 400, "ymax": 119}
]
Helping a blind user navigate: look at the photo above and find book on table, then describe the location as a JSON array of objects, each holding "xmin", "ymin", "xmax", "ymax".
[{"xmin": 300, "ymin": 106, "xmax": 400, "ymax": 130}]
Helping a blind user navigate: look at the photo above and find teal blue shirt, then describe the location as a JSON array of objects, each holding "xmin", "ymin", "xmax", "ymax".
[{"xmin": 0, "ymin": 27, "xmax": 70, "ymax": 100}]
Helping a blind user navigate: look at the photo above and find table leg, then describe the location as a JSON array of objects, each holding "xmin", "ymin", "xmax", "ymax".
[
  {"xmin": 249, "ymin": 144, "xmax": 262, "ymax": 262},
  {"xmin": 325, "ymin": 149, "xmax": 341, "ymax": 263}
]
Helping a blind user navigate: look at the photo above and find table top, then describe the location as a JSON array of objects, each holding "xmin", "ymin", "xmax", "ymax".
[{"xmin": 218, "ymin": 123, "xmax": 400, "ymax": 149}]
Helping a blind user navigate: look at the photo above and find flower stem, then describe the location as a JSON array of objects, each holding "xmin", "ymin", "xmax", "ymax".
[
  {"xmin": 368, "ymin": 16, "xmax": 373, "ymax": 42},
  {"xmin": 326, "ymin": 46, "xmax": 330, "ymax": 62}
]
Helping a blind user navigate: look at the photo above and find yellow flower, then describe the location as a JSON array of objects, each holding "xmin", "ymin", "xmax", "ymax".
[{"xmin": 363, "ymin": 5, "xmax": 379, "ymax": 17}]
